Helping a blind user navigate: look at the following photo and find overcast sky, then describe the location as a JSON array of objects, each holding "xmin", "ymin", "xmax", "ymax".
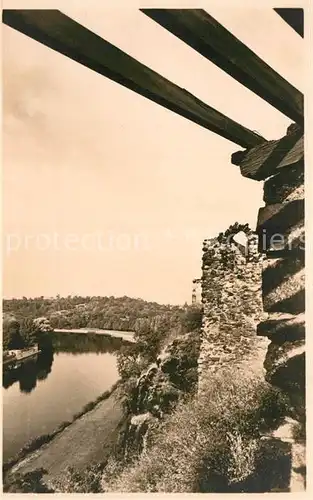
[{"xmin": 3, "ymin": 7, "xmax": 304, "ymax": 304}]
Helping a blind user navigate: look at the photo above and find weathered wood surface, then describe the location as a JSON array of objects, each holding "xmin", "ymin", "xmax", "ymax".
[
  {"xmin": 278, "ymin": 136, "xmax": 304, "ymax": 169},
  {"xmin": 142, "ymin": 9, "xmax": 304, "ymax": 124},
  {"xmin": 274, "ymin": 8, "xmax": 304, "ymax": 38},
  {"xmin": 2, "ymin": 9, "xmax": 265, "ymax": 149},
  {"xmin": 231, "ymin": 130, "xmax": 303, "ymax": 180}
]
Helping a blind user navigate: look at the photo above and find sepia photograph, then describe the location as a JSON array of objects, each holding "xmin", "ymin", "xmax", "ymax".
[{"xmin": 2, "ymin": 5, "xmax": 305, "ymax": 494}]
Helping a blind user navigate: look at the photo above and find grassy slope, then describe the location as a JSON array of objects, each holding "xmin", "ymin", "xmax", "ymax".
[{"xmin": 9, "ymin": 391, "xmax": 124, "ymax": 490}]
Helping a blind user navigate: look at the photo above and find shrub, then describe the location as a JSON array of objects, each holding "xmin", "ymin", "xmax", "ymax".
[
  {"xmin": 163, "ymin": 331, "xmax": 201, "ymax": 392},
  {"xmin": 3, "ymin": 468, "xmax": 54, "ymax": 493},
  {"xmin": 292, "ymin": 419, "xmax": 306, "ymax": 442},
  {"xmin": 22, "ymin": 434, "xmax": 52, "ymax": 453},
  {"xmin": 182, "ymin": 305, "xmax": 203, "ymax": 332},
  {"xmin": 54, "ymin": 465, "xmax": 104, "ymax": 493},
  {"xmin": 57, "ymin": 421, "xmax": 72, "ymax": 432}
]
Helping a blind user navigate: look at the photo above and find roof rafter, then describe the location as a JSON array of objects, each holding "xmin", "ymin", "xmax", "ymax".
[
  {"xmin": 2, "ymin": 9, "xmax": 266, "ymax": 148},
  {"xmin": 141, "ymin": 9, "xmax": 304, "ymax": 125},
  {"xmin": 274, "ymin": 8, "xmax": 304, "ymax": 38}
]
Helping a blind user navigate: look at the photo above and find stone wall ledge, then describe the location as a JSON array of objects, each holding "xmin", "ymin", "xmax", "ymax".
[
  {"xmin": 257, "ymin": 312, "xmax": 305, "ymax": 343},
  {"xmin": 262, "ymin": 267, "xmax": 304, "ymax": 314},
  {"xmin": 264, "ymin": 340, "xmax": 305, "ymax": 387},
  {"xmin": 263, "ymin": 161, "xmax": 304, "ymax": 204},
  {"xmin": 256, "ymin": 199, "xmax": 304, "ymax": 254}
]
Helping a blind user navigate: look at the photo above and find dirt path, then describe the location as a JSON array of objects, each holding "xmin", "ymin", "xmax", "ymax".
[{"xmin": 9, "ymin": 392, "xmax": 124, "ymax": 489}]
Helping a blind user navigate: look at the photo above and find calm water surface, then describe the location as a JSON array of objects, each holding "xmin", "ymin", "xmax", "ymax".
[{"xmin": 3, "ymin": 333, "xmax": 122, "ymax": 461}]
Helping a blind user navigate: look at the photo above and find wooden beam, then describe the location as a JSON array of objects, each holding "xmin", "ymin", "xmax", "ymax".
[
  {"xmin": 141, "ymin": 9, "xmax": 304, "ymax": 124},
  {"xmin": 2, "ymin": 9, "xmax": 266, "ymax": 149},
  {"xmin": 274, "ymin": 8, "xmax": 304, "ymax": 38},
  {"xmin": 231, "ymin": 130, "xmax": 303, "ymax": 180},
  {"xmin": 278, "ymin": 136, "xmax": 304, "ymax": 169}
]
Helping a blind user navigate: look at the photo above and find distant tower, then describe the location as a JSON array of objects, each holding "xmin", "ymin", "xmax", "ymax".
[{"xmin": 192, "ymin": 278, "xmax": 202, "ymax": 304}]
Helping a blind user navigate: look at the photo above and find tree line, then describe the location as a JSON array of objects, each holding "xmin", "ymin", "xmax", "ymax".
[{"xmin": 3, "ymin": 295, "xmax": 185, "ymax": 332}]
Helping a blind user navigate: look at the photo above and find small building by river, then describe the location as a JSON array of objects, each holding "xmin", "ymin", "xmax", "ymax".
[{"xmin": 3, "ymin": 345, "xmax": 40, "ymax": 370}]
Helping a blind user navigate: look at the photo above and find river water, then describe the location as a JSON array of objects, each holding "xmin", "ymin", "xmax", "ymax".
[{"xmin": 2, "ymin": 332, "xmax": 123, "ymax": 461}]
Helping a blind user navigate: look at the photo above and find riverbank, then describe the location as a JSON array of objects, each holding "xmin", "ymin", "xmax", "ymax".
[
  {"xmin": 4, "ymin": 385, "xmax": 125, "ymax": 491},
  {"xmin": 53, "ymin": 328, "xmax": 136, "ymax": 343}
]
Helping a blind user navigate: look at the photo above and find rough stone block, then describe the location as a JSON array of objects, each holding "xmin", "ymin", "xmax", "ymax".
[
  {"xmin": 262, "ymin": 264, "xmax": 304, "ymax": 314},
  {"xmin": 264, "ymin": 339, "xmax": 305, "ymax": 419},
  {"xmin": 257, "ymin": 312, "xmax": 305, "ymax": 343},
  {"xmin": 262, "ymin": 254, "xmax": 304, "ymax": 296},
  {"xmin": 263, "ymin": 162, "xmax": 304, "ymax": 204},
  {"xmin": 257, "ymin": 199, "xmax": 304, "ymax": 253}
]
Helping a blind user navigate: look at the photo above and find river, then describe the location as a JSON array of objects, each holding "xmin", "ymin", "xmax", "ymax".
[{"xmin": 2, "ymin": 332, "xmax": 124, "ymax": 462}]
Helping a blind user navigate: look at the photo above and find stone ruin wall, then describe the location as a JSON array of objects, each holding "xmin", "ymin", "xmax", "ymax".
[
  {"xmin": 232, "ymin": 123, "xmax": 304, "ymax": 490},
  {"xmin": 198, "ymin": 124, "xmax": 305, "ymax": 429},
  {"xmin": 230, "ymin": 123, "xmax": 305, "ymax": 424},
  {"xmin": 198, "ymin": 223, "xmax": 267, "ymax": 394},
  {"xmin": 197, "ymin": 133, "xmax": 305, "ymax": 489},
  {"xmin": 252, "ymin": 126, "xmax": 305, "ymax": 491},
  {"xmin": 255, "ymin": 163, "xmax": 305, "ymax": 425}
]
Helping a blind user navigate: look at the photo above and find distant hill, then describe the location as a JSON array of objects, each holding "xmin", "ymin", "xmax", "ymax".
[{"xmin": 3, "ymin": 296, "xmax": 185, "ymax": 334}]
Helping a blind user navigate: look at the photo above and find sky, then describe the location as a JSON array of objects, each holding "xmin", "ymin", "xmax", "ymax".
[{"xmin": 2, "ymin": 7, "xmax": 304, "ymax": 304}]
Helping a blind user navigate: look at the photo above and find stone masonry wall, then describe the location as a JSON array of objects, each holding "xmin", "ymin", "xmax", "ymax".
[
  {"xmin": 256, "ymin": 147, "xmax": 305, "ymax": 424},
  {"xmin": 198, "ymin": 223, "xmax": 266, "ymax": 394},
  {"xmin": 232, "ymin": 123, "xmax": 305, "ymax": 491}
]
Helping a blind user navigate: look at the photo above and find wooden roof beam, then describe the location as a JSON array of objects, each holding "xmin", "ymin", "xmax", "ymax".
[
  {"xmin": 274, "ymin": 8, "xmax": 304, "ymax": 38},
  {"xmin": 2, "ymin": 9, "xmax": 265, "ymax": 149},
  {"xmin": 141, "ymin": 9, "xmax": 304, "ymax": 125},
  {"xmin": 231, "ymin": 126, "xmax": 304, "ymax": 181}
]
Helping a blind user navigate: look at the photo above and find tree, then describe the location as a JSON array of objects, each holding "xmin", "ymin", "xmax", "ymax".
[
  {"xmin": 33, "ymin": 317, "xmax": 53, "ymax": 351},
  {"xmin": 3, "ymin": 468, "xmax": 54, "ymax": 493},
  {"xmin": 3, "ymin": 314, "xmax": 25, "ymax": 350},
  {"xmin": 20, "ymin": 317, "xmax": 38, "ymax": 346},
  {"xmin": 33, "ymin": 316, "xmax": 53, "ymax": 333},
  {"xmin": 182, "ymin": 305, "xmax": 203, "ymax": 332}
]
